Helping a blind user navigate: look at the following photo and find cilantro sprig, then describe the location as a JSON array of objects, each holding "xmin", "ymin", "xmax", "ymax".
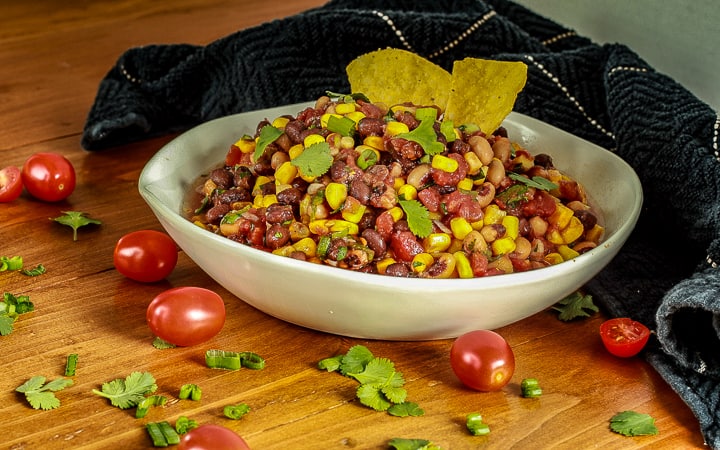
[
  {"xmin": 92, "ymin": 371, "xmax": 157, "ymax": 409},
  {"xmin": 396, "ymin": 108, "xmax": 445, "ymax": 156},
  {"xmin": 291, "ymin": 142, "xmax": 333, "ymax": 178},
  {"xmin": 16, "ymin": 376, "xmax": 73, "ymax": 410},
  {"xmin": 253, "ymin": 124, "xmax": 283, "ymax": 162},
  {"xmin": 609, "ymin": 411, "xmax": 659, "ymax": 437},
  {"xmin": 319, "ymin": 345, "xmax": 422, "ymax": 414},
  {"xmin": 553, "ymin": 291, "xmax": 598, "ymax": 321},
  {"xmin": 398, "ymin": 199, "xmax": 432, "ymax": 238},
  {"xmin": 51, "ymin": 211, "xmax": 101, "ymax": 241},
  {"xmin": 508, "ymin": 172, "xmax": 558, "ymax": 191}
]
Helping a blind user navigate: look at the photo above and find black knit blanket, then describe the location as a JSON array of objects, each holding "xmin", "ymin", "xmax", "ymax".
[{"xmin": 82, "ymin": 0, "xmax": 720, "ymax": 446}]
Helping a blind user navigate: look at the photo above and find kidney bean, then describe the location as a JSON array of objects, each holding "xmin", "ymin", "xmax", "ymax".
[
  {"xmin": 362, "ymin": 228, "xmax": 386, "ymax": 258},
  {"xmin": 276, "ymin": 187, "xmax": 302, "ymax": 206},
  {"xmin": 284, "ymin": 120, "xmax": 306, "ymax": 144},
  {"xmin": 385, "ymin": 262, "xmax": 411, "ymax": 277},
  {"xmin": 357, "ymin": 117, "xmax": 385, "ymax": 137},
  {"xmin": 206, "ymin": 203, "xmax": 230, "ymax": 225},
  {"xmin": 265, "ymin": 203, "xmax": 294, "ymax": 224},
  {"xmin": 217, "ymin": 188, "xmax": 251, "ymax": 205},
  {"xmin": 210, "ymin": 168, "xmax": 233, "ymax": 189},
  {"xmin": 349, "ymin": 178, "xmax": 371, "ymax": 205},
  {"xmin": 265, "ymin": 223, "xmax": 290, "ymax": 249},
  {"xmin": 574, "ymin": 209, "xmax": 598, "ymax": 230}
]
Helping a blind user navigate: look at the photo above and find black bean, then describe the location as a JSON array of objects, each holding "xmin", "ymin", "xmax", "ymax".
[
  {"xmin": 574, "ymin": 209, "xmax": 598, "ymax": 230},
  {"xmin": 362, "ymin": 228, "xmax": 386, "ymax": 257}
]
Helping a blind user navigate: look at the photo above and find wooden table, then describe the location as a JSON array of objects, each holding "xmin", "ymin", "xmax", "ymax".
[{"xmin": 0, "ymin": 1, "xmax": 707, "ymax": 448}]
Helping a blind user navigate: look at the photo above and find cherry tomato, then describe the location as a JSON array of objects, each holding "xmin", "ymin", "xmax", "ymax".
[
  {"xmin": 114, "ymin": 230, "xmax": 178, "ymax": 282},
  {"xmin": 179, "ymin": 424, "xmax": 250, "ymax": 450},
  {"xmin": 600, "ymin": 317, "xmax": 650, "ymax": 358},
  {"xmin": 0, "ymin": 166, "xmax": 23, "ymax": 202},
  {"xmin": 21, "ymin": 152, "xmax": 76, "ymax": 202},
  {"xmin": 450, "ymin": 329, "xmax": 515, "ymax": 392},
  {"xmin": 147, "ymin": 287, "xmax": 225, "ymax": 347}
]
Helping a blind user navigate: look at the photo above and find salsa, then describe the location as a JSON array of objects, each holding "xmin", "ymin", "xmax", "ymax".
[{"xmin": 187, "ymin": 95, "xmax": 604, "ymax": 278}]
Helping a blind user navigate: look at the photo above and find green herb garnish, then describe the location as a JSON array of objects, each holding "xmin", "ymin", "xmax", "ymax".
[
  {"xmin": 396, "ymin": 115, "xmax": 445, "ymax": 156},
  {"xmin": 388, "ymin": 438, "xmax": 442, "ymax": 450},
  {"xmin": 0, "ymin": 256, "xmax": 23, "ymax": 271},
  {"xmin": 223, "ymin": 403, "xmax": 251, "ymax": 420},
  {"xmin": 92, "ymin": 371, "xmax": 157, "ymax": 409},
  {"xmin": 178, "ymin": 383, "xmax": 202, "ymax": 401},
  {"xmin": 146, "ymin": 421, "xmax": 181, "ymax": 447},
  {"xmin": 253, "ymin": 124, "xmax": 283, "ymax": 162},
  {"xmin": 51, "ymin": 211, "xmax": 101, "ymax": 241},
  {"xmin": 520, "ymin": 378, "xmax": 542, "ymax": 398},
  {"xmin": 291, "ymin": 141, "xmax": 333, "ymax": 178},
  {"xmin": 64, "ymin": 353, "xmax": 79, "ymax": 376},
  {"xmin": 21, "ymin": 264, "xmax": 46, "ymax": 277},
  {"xmin": 553, "ymin": 291, "xmax": 598, "ymax": 321},
  {"xmin": 205, "ymin": 349, "xmax": 265, "ymax": 370},
  {"xmin": 327, "ymin": 114, "xmax": 356, "ymax": 137},
  {"xmin": 466, "ymin": 412, "xmax": 491, "ymax": 436},
  {"xmin": 508, "ymin": 172, "xmax": 558, "ymax": 191},
  {"xmin": 136, "ymin": 395, "xmax": 167, "ymax": 419},
  {"xmin": 152, "ymin": 336, "xmax": 177, "ymax": 349},
  {"xmin": 0, "ymin": 292, "xmax": 34, "ymax": 336},
  {"xmin": 16, "ymin": 376, "xmax": 73, "ymax": 410},
  {"xmin": 398, "ymin": 199, "xmax": 432, "ymax": 238},
  {"xmin": 388, "ymin": 401, "xmax": 425, "ymax": 417},
  {"xmin": 609, "ymin": 411, "xmax": 659, "ymax": 437},
  {"xmin": 175, "ymin": 416, "xmax": 198, "ymax": 434}
]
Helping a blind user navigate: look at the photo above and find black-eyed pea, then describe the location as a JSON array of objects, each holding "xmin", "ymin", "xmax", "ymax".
[
  {"xmin": 486, "ymin": 159, "xmax": 505, "ymax": 187},
  {"xmin": 469, "ymin": 135, "xmax": 494, "ymax": 166}
]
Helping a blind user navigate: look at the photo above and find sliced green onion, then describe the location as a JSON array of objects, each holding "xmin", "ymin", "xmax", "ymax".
[
  {"xmin": 205, "ymin": 349, "xmax": 242, "ymax": 370},
  {"xmin": 146, "ymin": 421, "xmax": 179, "ymax": 447},
  {"xmin": 356, "ymin": 147, "xmax": 378, "ymax": 170},
  {"xmin": 466, "ymin": 412, "xmax": 490, "ymax": 436},
  {"xmin": 327, "ymin": 115, "xmax": 356, "ymax": 137},
  {"xmin": 179, "ymin": 383, "xmax": 202, "ymax": 401},
  {"xmin": 223, "ymin": 403, "xmax": 251, "ymax": 420},
  {"xmin": 64, "ymin": 353, "xmax": 78, "ymax": 377},
  {"xmin": 440, "ymin": 120, "xmax": 456, "ymax": 142},
  {"xmin": 239, "ymin": 352, "xmax": 266, "ymax": 370},
  {"xmin": 521, "ymin": 378, "xmax": 543, "ymax": 398}
]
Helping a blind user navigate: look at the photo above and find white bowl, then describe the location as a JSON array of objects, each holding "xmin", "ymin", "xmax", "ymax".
[{"xmin": 139, "ymin": 102, "xmax": 642, "ymax": 340}]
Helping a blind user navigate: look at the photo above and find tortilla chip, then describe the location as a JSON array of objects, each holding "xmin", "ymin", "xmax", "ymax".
[
  {"xmin": 445, "ymin": 58, "xmax": 527, "ymax": 134},
  {"xmin": 346, "ymin": 48, "xmax": 452, "ymax": 109}
]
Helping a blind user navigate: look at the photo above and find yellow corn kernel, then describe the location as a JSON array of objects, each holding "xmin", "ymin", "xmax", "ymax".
[
  {"xmin": 546, "ymin": 229, "xmax": 565, "ymax": 245},
  {"xmin": 548, "ymin": 203, "xmax": 574, "ymax": 229},
  {"xmin": 502, "ymin": 215, "xmax": 520, "ymax": 240},
  {"xmin": 274, "ymin": 161, "xmax": 297, "ymax": 186},
  {"xmin": 393, "ymin": 177, "xmax": 405, "ymax": 191},
  {"xmin": 320, "ymin": 113, "xmax": 341, "ymax": 128},
  {"xmin": 560, "ymin": 215, "xmax": 584, "ymax": 244},
  {"xmin": 341, "ymin": 196, "xmax": 366, "ymax": 223},
  {"xmin": 272, "ymin": 245, "xmax": 295, "ymax": 257},
  {"xmin": 261, "ymin": 194, "xmax": 277, "ymax": 207},
  {"xmin": 308, "ymin": 219, "xmax": 329, "ymax": 235},
  {"xmin": 450, "ymin": 217, "xmax": 473, "ymax": 240},
  {"xmin": 335, "ymin": 102, "xmax": 356, "ymax": 114},
  {"xmin": 292, "ymin": 237, "xmax": 317, "ymax": 257},
  {"xmin": 304, "ymin": 133, "xmax": 326, "ymax": 148},
  {"xmin": 252, "ymin": 175, "xmax": 272, "ymax": 196},
  {"xmin": 492, "ymin": 236, "xmax": 517, "ymax": 255},
  {"xmin": 385, "ymin": 121, "xmax": 409, "ymax": 136},
  {"xmin": 192, "ymin": 220, "xmax": 207, "ymax": 229},
  {"xmin": 288, "ymin": 144, "xmax": 304, "ymax": 160},
  {"xmin": 557, "ymin": 244, "xmax": 580, "ymax": 261},
  {"xmin": 325, "ymin": 182, "xmax": 348, "ymax": 210},
  {"xmin": 412, "ymin": 252, "xmax": 435, "ymax": 274},
  {"xmin": 345, "ymin": 111, "xmax": 366, "ymax": 124},
  {"xmin": 355, "ymin": 144, "xmax": 380, "ymax": 163},
  {"xmin": 457, "ymin": 177, "xmax": 474, "ymax": 192},
  {"xmin": 387, "ymin": 206, "xmax": 404, "ymax": 222},
  {"xmin": 463, "ymin": 152, "xmax": 483, "ymax": 176},
  {"xmin": 288, "ymin": 221, "xmax": 310, "ymax": 241},
  {"xmin": 431, "ymin": 154, "xmax": 459, "ymax": 173},
  {"xmin": 363, "ymin": 135, "xmax": 384, "ymax": 151},
  {"xmin": 271, "ymin": 116, "xmax": 290, "ymax": 129},
  {"xmin": 585, "ymin": 223, "xmax": 605, "ymax": 243},
  {"xmin": 453, "ymin": 251, "xmax": 474, "ymax": 279},
  {"xmin": 340, "ymin": 136, "xmax": 355, "ymax": 149},
  {"xmin": 470, "ymin": 218, "xmax": 485, "ymax": 230},
  {"xmin": 324, "ymin": 219, "xmax": 359, "ymax": 236},
  {"xmin": 488, "ymin": 254, "xmax": 513, "ymax": 274},
  {"xmin": 421, "ymin": 252, "xmax": 456, "ymax": 278},
  {"xmin": 483, "ymin": 204, "xmax": 506, "ymax": 225},
  {"xmin": 253, "ymin": 194, "xmax": 264, "ymax": 208},
  {"xmin": 397, "ymin": 183, "xmax": 417, "ymax": 200},
  {"xmin": 326, "ymin": 132, "xmax": 342, "ymax": 149},
  {"xmin": 233, "ymin": 137, "xmax": 256, "ymax": 154},
  {"xmin": 376, "ymin": 257, "xmax": 397, "ymax": 274},
  {"xmin": 545, "ymin": 252, "xmax": 564, "ymax": 265},
  {"xmin": 423, "ymin": 233, "xmax": 452, "ymax": 253}
]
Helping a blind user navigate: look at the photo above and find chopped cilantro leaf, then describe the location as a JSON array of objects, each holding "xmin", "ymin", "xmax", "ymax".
[
  {"xmin": 0, "ymin": 315, "xmax": 15, "ymax": 336},
  {"xmin": 553, "ymin": 291, "xmax": 598, "ymax": 321},
  {"xmin": 92, "ymin": 371, "xmax": 157, "ymax": 409},
  {"xmin": 396, "ymin": 117, "xmax": 445, "ymax": 155},
  {"xmin": 253, "ymin": 124, "xmax": 283, "ymax": 162},
  {"xmin": 51, "ymin": 211, "xmax": 101, "ymax": 241},
  {"xmin": 609, "ymin": 411, "xmax": 659, "ymax": 436},
  {"xmin": 398, "ymin": 199, "xmax": 432, "ymax": 238},
  {"xmin": 16, "ymin": 376, "xmax": 73, "ymax": 410},
  {"xmin": 388, "ymin": 402, "xmax": 425, "ymax": 417},
  {"xmin": 152, "ymin": 337, "xmax": 177, "ymax": 349},
  {"xmin": 388, "ymin": 438, "xmax": 441, "ymax": 450},
  {"xmin": 291, "ymin": 142, "xmax": 333, "ymax": 178},
  {"xmin": 508, "ymin": 172, "xmax": 558, "ymax": 191}
]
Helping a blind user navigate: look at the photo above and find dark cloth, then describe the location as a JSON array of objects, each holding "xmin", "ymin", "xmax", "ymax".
[{"xmin": 82, "ymin": 1, "xmax": 720, "ymax": 446}]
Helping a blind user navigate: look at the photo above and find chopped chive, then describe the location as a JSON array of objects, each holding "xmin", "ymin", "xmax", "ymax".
[{"xmin": 64, "ymin": 353, "xmax": 78, "ymax": 376}]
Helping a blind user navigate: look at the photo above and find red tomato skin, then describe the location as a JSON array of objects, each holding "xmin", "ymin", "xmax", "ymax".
[
  {"xmin": 113, "ymin": 230, "xmax": 178, "ymax": 282},
  {"xmin": 21, "ymin": 152, "xmax": 76, "ymax": 202},
  {"xmin": 450, "ymin": 330, "xmax": 515, "ymax": 392},
  {"xmin": 147, "ymin": 287, "xmax": 226, "ymax": 347},
  {"xmin": 0, "ymin": 166, "xmax": 23, "ymax": 202},
  {"xmin": 179, "ymin": 424, "xmax": 250, "ymax": 450},
  {"xmin": 600, "ymin": 317, "xmax": 650, "ymax": 358}
]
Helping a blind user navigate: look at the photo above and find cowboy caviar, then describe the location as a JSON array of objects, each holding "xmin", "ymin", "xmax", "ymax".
[{"xmin": 187, "ymin": 94, "xmax": 603, "ymax": 278}]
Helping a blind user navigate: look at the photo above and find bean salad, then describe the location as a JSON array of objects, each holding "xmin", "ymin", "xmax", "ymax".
[{"xmin": 187, "ymin": 95, "xmax": 603, "ymax": 278}]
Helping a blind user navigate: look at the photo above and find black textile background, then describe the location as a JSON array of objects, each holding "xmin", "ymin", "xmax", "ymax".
[{"xmin": 82, "ymin": 0, "xmax": 720, "ymax": 446}]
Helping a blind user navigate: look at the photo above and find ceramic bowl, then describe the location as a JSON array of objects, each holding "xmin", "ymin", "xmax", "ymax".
[{"xmin": 139, "ymin": 102, "xmax": 642, "ymax": 340}]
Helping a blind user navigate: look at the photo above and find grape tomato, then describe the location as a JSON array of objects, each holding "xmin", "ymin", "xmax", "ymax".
[
  {"xmin": 113, "ymin": 230, "xmax": 178, "ymax": 282},
  {"xmin": 21, "ymin": 152, "xmax": 76, "ymax": 202},
  {"xmin": 0, "ymin": 166, "xmax": 23, "ymax": 202},
  {"xmin": 147, "ymin": 287, "xmax": 226, "ymax": 347},
  {"xmin": 178, "ymin": 424, "xmax": 250, "ymax": 450},
  {"xmin": 600, "ymin": 317, "xmax": 650, "ymax": 358},
  {"xmin": 450, "ymin": 329, "xmax": 515, "ymax": 391}
]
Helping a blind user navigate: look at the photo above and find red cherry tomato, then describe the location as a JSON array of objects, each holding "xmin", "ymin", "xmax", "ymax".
[
  {"xmin": 600, "ymin": 317, "xmax": 650, "ymax": 358},
  {"xmin": 147, "ymin": 287, "xmax": 225, "ymax": 347},
  {"xmin": 179, "ymin": 424, "xmax": 250, "ymax": 450},
  {"xmin": 113, "ymin": 230, "xmax": 178, "ymax": 282},
  {"xmin": 450, "ymin": 330, "xmax": 515, "ymax": 392},
  {"xmin": 21, "ymin": 152, "xmax": 76, "ymax": 202},
  {"xmin": 0, "ymin": 166, "xmax": 23, "ymax": 202}
]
